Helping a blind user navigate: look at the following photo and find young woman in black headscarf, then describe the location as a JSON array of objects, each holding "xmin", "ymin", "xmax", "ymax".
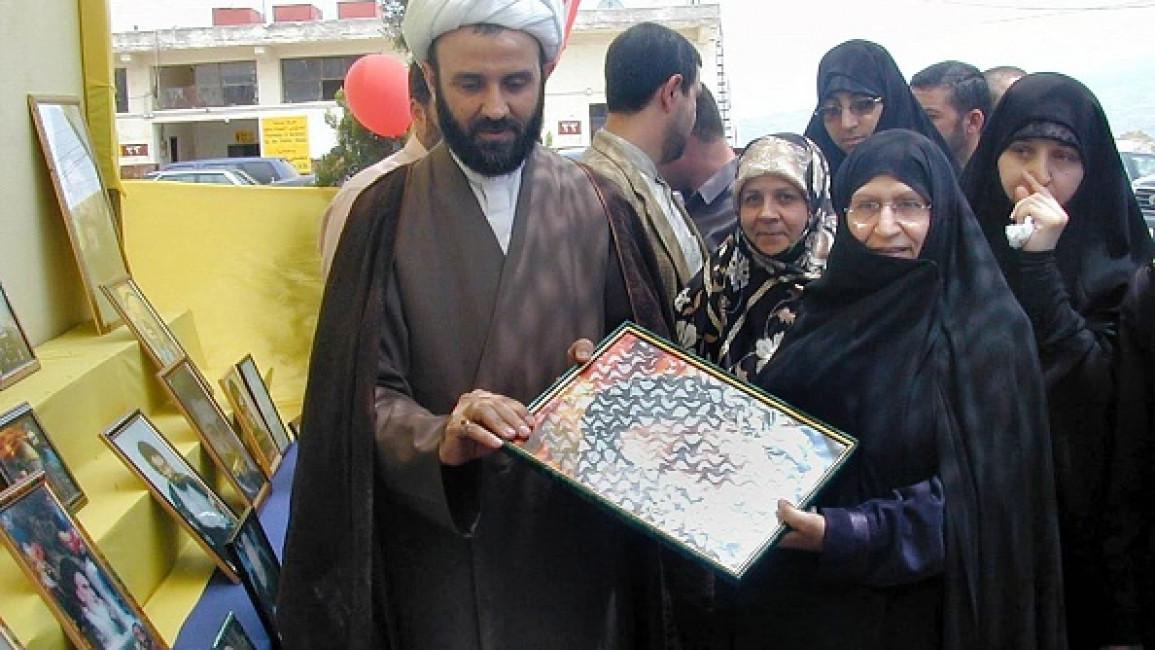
[
  {"xmin": 802, "ymin": 39, "xmax": 955, "ymax": 176},
  {"xmin": 960, "ymin": 72, "xmax": 1154, "ymax": 649},
  {"xmin": 717, "ymin": 130, "xmax": 1064, "ymax": 649}
]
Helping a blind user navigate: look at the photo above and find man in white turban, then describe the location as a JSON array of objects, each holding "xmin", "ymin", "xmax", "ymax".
[{"xmin": 277, "ymin": 1, "xmax": 674, "ymax": 648}]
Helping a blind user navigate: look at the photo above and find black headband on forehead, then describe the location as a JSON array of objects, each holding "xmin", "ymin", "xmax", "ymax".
[{"xmin": 1009, "ymin": 120, "xmax": 1081, "ymax": 154}]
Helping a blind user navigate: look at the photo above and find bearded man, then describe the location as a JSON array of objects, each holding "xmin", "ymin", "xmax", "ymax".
[{"xmin": 276, "ymin": 1, "xmax": 673, "ymax": 648}]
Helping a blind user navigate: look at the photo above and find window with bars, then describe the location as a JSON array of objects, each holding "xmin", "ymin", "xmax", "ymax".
[{"xmin": 281, "ymin": 55, "xmax": 362, "ymax": 103}]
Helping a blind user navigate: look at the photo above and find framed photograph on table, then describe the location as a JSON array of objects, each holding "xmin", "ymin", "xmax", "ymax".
[
  {"xmin": 512, "ymin": 323, "xmax": 857, "ymax": 580},
  {"xmin": 211, "ymin": 611, "xmax": 257, "ymax": 650},
  {"xmin": 100, "ymin": 276, "xmax": 187, "ymax": 369},
  {"xmin": 0, "ymin": 283, "xmax": 38, "ymax": 391},
  {"xmin": 0, "ymin": 403, "xmax": 85, "ymax": 512},
  {"xmin": 27, "ymin": 95, "xmax": 129, "ymax": 334},
  {"xmin": 159, "ymin": 359, "xmax": 269, "ymax": 509},
  {"xmin": 0, "ymin": 618, "xmax": 25, "ymax": 650},
  {"xmin": 0, "ymin": 473, "xmax": 169, "ymax": 649},
  {"xmin": 236, "ymin": 355, "xmax": 293, "ymax": 452},
  {"xmin": 220, "ymin": 364, "xmax": 282, "ymax": 478},
  {"xmin": 226, "ymin": 508, "xmax": 282, "ymax": 649},
  {"xmin": 102, "ymin": 410, "xmax": 241, "ymax": 582}
]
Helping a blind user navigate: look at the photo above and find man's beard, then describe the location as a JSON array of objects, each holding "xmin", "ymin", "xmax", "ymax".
[
  {"xmin": 945, "ymin": 120, "xmax": 969, "ymax": 164},
  {"xmin": 660, "ymin": 127, "xmax": 688, "ymax": 165},
  {"xmin": 436, "ymin": 83, "xmax": 544, "ymax": 177}
]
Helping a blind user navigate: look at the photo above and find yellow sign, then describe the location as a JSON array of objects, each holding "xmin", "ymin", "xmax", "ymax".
[{"xmin": 261, "ymin": 116, "xmax": 312, "ymax": 173}]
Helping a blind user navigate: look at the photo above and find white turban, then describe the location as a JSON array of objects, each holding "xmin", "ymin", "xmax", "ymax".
[{"xmin": 403, "ymin": 0, "xmax": 565, "ymax": 64}]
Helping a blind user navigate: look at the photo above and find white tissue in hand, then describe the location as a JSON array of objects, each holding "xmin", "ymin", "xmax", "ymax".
[{"xmin": 1006, "ymin": 215, "xmax": 1036, "ymax": 249}]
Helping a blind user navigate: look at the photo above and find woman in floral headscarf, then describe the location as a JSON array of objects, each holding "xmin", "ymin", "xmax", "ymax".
[{"xmin": 674, "ymin": 133, "xmax": 836, "ymax": 380}]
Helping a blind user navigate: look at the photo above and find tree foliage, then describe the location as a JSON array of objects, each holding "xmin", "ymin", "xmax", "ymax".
[
  {"xmin": 314, "ymin": 0, "xmax": 411, "ymax": 187},
  {"xmin": 314, "ymin": 89, "xmax": 404, "ymax": 187}
]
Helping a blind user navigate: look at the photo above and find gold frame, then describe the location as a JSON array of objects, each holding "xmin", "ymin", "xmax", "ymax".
[
  {"xmin": 0, "ymin": 282, "xmax": 39, "ymax": 391},
  {"xmin": 0, "ymin": 473, "xmax": 169, "ymax": 649},
  {"xmin": 0, "ymin": 402, "xmax": 86, "ymax": 511},
  {"xmin": 101, "ymin": 410, "xmax": 241, "ymax": 583},
  {"xmin": 99, "ymin": 276, "xmax": 187, "ymax": 369},
  {"xmin": 236, "ymin": 355, "xmax": 293, "ymax": 452},
  {"xmin": 220, "ymin": 364, "xmax": 283, "ymax": 479},
  {"xmin": 27, "ymin": 95, "xmax": 129, "ymax": 334},
  {"xmin": 158, "ymin": 359, "xmax": 269, "ymax": 509},
  {"xmin": 226, "ymin": 507, "xmax": 281, "ymax": 647}
]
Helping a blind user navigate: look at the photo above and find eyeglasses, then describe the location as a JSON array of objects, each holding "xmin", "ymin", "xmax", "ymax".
[
  {"xmin": 814, "ymin": 96, "xmax": 883, "ymax": 121},
  {"xmin": 846, "ymin": 200, "xmax": 932, "ymax": 224}
]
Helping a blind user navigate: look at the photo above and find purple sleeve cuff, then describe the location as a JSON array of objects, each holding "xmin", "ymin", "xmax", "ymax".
[{"xmin": 818, "ymin": 507, "xmax": 872, "ymax": 582}]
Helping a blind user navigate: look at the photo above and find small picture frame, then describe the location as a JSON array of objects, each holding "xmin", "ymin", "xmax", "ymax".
[
  {"xmin": 515, "ymin": 323, "xmax": 858, "ymax": 580},
  {"xmin": 0, "ymin": 473, "xmax": 169, "ymax": 649},
  {"xmin": 0, "ymin": 618, "xmax": 25, "ymax": 650},
  {"xmin": 211, "ymin": 611, "xmax": 257, "ymax": 650},
  {"xmin": 226, "ymin": 508, "xmax": 281, "ymax": 649},
  {"xmin": 0, "ymin": 403, "xmax": 85, "ymax": 511},
  {"xmin": 100, "ymin": 276, "xmax": 187, "ymax": 369},
  {"xmin": 236, "ymin": 356, "xmax": 293, "ymax": 452},
  {"xmin": 28, "ymin": 95, "xmax": 130, "ymax": 334},
  {"xmin": 220, "ymin": 365, "xmax": 282, "ymax": 478},
  {"xmin": 101, "ymin": 410, "xmax": 241, "ymax": 582},
  {"xmin": 0, "ymin": 283, "xmax": 39, "ymax": 391},
  {"xmin": 159, "ymin": 359, "xmax": 268, "ymax": 509}
]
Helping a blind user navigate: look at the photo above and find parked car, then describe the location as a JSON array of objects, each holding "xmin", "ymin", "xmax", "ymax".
[
  {"xmin": 271, "ymin": 173, "xmax": 316, "ymax": 187},
  {"xmin": 1132, "ymin": 173, "xmax": 1155, "ymax": 232},
  {"xmin": 144, "ymin": 169, "xmax": 259, "ymax": 185},
  {"xmin": 1117, "ymin": 142, "xmax": 1155, "ymax": 183},
  {"xmin": 159, "ymin": 157, "xmax": 301, "ymax": 185}
]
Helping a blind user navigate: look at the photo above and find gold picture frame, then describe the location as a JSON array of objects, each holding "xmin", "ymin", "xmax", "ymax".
[
  {"xmin": 100, "ymin": 276, "xmax": 187, "ymax": 369},
  {"xmin": 0, "ymin": 282, "xmax": 39, "ymax": 391},
  {"xmin": 102, "ymin": 410, "xmax": 241, "ymax": 583},
  {"xmin": 0, "ymin": 403, "xmax": 86, "ymax": 512},
  {"xmin": 27, "ymin": 95, "xmax": 129, "ymax": 334},
  {"xmin": 0, "ymin": 473, "xmax": 169, "ymax": 649},
  {"xmin": 159, "ymin": 359, "xmax": 269, "ymax": 509},
  {"xmin": 220, "ymin": 363, "xmax": 283, "ymax": 479}
]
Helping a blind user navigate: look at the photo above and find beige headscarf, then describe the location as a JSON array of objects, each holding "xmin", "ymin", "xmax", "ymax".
[{"xmin": 402, "ymin": 0, "xmax": 565, "ymax": 64}]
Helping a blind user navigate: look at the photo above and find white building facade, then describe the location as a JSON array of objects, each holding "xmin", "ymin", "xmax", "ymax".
[{"xmin": 111, "ymin": 2, "xmax": 728, "ymax": 179}]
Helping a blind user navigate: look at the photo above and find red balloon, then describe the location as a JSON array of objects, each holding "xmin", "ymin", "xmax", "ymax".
[{"xmin": 343, "ymin": 54, "xmax": 412, "ymax": 137}]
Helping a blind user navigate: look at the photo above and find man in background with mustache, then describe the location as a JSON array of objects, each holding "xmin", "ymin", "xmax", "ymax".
[
  {"xmin": 277, "ymin": 1, "xmax": 673, "ymax": 648},
  {"xmin": 582, "ymin": 21, "xmax": 708, "ymax": 306}
]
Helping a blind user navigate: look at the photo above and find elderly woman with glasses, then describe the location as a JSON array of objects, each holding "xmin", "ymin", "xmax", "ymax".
[
  {"xmin": 674, "ymin": 133, "xmax": 836, "ymax": 379},
  {"xmin": 699, "ymin": 129, "xmax": 1065, "ymax": 649},
  {"xmin": 803, "ymin": 39, "xmax": 954, "ymax": 175}
]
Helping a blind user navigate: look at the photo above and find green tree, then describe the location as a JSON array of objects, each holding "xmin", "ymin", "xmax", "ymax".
[
  {"xmin": 314, "ymin": 0, "xmax": 410, "ymax": 186},
  {"xmin": 314, "ymin": 88, "xmax": 404, "ymax": 186}
]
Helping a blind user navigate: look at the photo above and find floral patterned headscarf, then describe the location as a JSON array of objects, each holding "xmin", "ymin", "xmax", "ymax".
[{"xmin": 675, "ymin": 133, "xmax": 836, "ymax": 381}]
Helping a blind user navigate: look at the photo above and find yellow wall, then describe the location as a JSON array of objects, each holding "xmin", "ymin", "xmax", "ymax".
[{"xmin": 122, "ymin": 181, "xmax": 336, "ymax": 417}]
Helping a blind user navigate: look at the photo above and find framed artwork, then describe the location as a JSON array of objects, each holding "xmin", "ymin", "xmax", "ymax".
[
  {"xmin": 236, "ymin": 356, "xmax": 293, "ymax": 452},
  {"xmin": 0, "ymin": 403, "xmax": 85, "ymax": 512},
  {"xmin": 211, "ymin": 612, "xmax": 257, "ymax": 650},
  {"xmin": 226, "ymin": 508, "xmax": 281, "ymax": 650},
  {"xmin": 220, "ymin": 364, "xmax": 282, "ymax": 478},
  {"xmin": 0, "ymin": 282, "xmax": 38, "ymax": 391},
  {"xmin": 513, "ymin": 323, "xmax": 858, "ymax": 580},
  {"xmin": 101, "ymin": 410, "xmax": 241, "ymax": 582},
  {"xmin": 27, "ymin": 95, "xmax": 129, "ymax": 334},
  {"xmin": 99, "ymin": 276, "xmax": 186, "ymax": 369},
  {"xmin": 159, "ymin": 359, "xmax": 268, "ymax": 509},
  {"xmin": 0, "ymin": 473, "xmax": 169, "ymax": 649},
  {"xmin": 0, "ymin": 618, "xmax": 24, "ymax": 650}
]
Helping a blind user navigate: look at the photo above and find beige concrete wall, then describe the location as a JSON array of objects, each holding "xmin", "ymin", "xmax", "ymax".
[{"xmin": 0, "ymin": 0, "xmax": 96, "ymax": 345}]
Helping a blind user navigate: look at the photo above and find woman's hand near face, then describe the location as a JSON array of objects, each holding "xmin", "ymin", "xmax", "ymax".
[{"xmin": 1011, "ymin": 170, "xmax": 1069, "ymax": 252}]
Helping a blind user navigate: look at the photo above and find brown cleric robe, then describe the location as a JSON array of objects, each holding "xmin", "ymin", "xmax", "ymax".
[{"xmin": 277, "ymin": 143, "xmax": 673, "ymax": 650}]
